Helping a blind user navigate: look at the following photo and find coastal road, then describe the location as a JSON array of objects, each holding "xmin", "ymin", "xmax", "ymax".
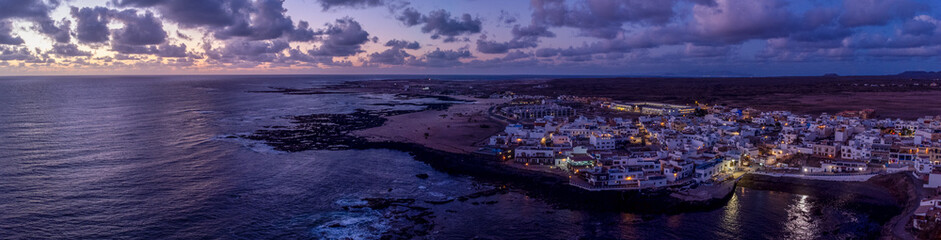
[{"xmin": 886, "ymin": 173, "xmax": 923, "ymax": 240}]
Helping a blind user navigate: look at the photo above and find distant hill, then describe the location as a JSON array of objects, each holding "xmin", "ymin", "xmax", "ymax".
[{"xmin": 896, "ymin": 71, "xmax": 941, "ymax": 78}]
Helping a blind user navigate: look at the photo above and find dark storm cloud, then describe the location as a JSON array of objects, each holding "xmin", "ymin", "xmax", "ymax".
[
  {"xmin": 35, "ymin": 18, "xmax": 71, "ymax": 43},
  {"xmin": 214, "ymin": 0, "xmax": 308, "ymax": 41},
  {"xmin": 0, "ymin": 0, "xmax": 70, "ymax": 43},
  {"xmin": 318, "ymin": 0, "xmax": 383, "ymax": 10},
  {"xmin": 0, "ymin": 0, "xmax": 56, "ymax": 20},
  {"xmin": 691, "ymin": 0, "xmax": 799, "ymax": 44},
  {"xmin": 476, "ymin": 25, "xmax": 555, "ymax": 54},
  {"xmin": 287, "ymin": 20, "xmax": 317, "ymax": 42},
  {"xmin": 0, "ymin": 45, "xmax": 39, "ymax": 60},
  {"xmin": 396, "ymin": 7, "xmax": 422, "ymax": 26},
  {"xmin": 155, "ymin": 43, "xmax": 190, "ymax": 57},
  {"xmin": 530, "ymin": 0, "xmax": 676, "ymax": 39},
  {"xmin": 49, "ymin": 43, "xmax": 92, "ymax": 56},
  {"xmin": 0, "ymin": 21, "xmax": 24, "ymax": 45},
  {"xmin": 367, "ymin": 48, "xmax": 411, "ymax": 65},
  {"xmin": 901, "ymin": 17, "xmax": 938, "ymax": 36},
  {"xmin": 367, "ymin": 39, "xmax": 420, "ymax": 65},
  {"xmin": 421, "ymin": 10, "xmax": 482, "ymax": 41},
  {"xmin": 71, "ymin": 7, "xmax": 111, "ymax": 43},
  {"xmin": 475, "ymin": 39, "xmax": 513, "ymax": 54},
  {"xmin": 110, "ymin": 10, "xmax": 167, "ymax": 46},
  {"xmin": 385, "ymin": 39, "xmax": 420, "ymax": 49},
  {"xmin": 839, "ymin": 0, "xmax": 929, "ymax": 27},
  {"xmin": 306, "ymin": 18, "xmax": 370, "ymax": 56},
  {"xmin": 114, "ymin": 0, "xmax": 316, "ymax": 42},
  {"xmin": 113, "ymin": 0, "xmax": 249, "ymax": 27},
  {"xmin": 397, "ymin": 8, "xmax": 482, "ymax": 42}
]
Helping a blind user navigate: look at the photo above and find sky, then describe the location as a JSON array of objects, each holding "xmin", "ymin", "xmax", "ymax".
[{"xmin": 0, "ymin": 0, "xmax": 940, "ymax": 76}]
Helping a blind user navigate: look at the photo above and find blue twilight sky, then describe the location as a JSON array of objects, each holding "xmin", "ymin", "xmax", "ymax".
[{"xmin": 0, "ymin": 0, "xmax": 940, "ymax": 76}]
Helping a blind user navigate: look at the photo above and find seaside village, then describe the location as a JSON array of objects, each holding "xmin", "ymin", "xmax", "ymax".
[{"xmin": 483, "ymin": 95, "xmax": 941, "ymax": 232}]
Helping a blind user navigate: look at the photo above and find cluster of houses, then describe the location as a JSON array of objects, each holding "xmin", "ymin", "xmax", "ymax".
[{"xmin": 487, "ymin": 100, "xmax": 941, "ymax": 193}]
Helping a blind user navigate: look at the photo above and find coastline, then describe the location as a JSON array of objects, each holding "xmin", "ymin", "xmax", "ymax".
[
  {"xmin": 353, "ymin": 140, "xmax": 736, "ymax": 213},
  {"xmin": 242, "ymin": 89, "xmax": 919, "ymax": 238}
]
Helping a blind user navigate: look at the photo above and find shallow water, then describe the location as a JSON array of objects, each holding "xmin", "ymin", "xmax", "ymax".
[{"xmin": 0, "ymin": 75, "xmax": 892, "ymax": 239}]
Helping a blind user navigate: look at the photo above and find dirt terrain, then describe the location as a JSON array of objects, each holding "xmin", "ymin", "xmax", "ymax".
[{"xmin": 335, "ymin": 75, "xmax": 941, "ymax": 119}]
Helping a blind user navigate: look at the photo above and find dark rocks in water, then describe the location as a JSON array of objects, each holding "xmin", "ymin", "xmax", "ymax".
[
  {"xmin": 356, "ymin": 197, "xmax": 437, "ymax": 240},
  {"xmin": 362, "ymin": 198, "xmax": 415, "ymax": 210},
  {"xmin": 460, "ymin": 187, "xmax": 509, "ymax": 199},
  {"xmin": 245, "ymin": 110, "xmax": 395, "ymax": 152},
  {"xmin": 371, "ymin": 102, "xmax": 458, "ymax": 111},
  {"xmin": 393, "ymin": 93, "xmax": 473, "ymax": 103},
  {"xmin": 415, "ymin": 173, "xmax": 429, "ymax": 179},
  {"xmin": 424, "ymin": 199, "xmax": 454, "ymax": 205},
  {"xmin": 247, "ymin": 87, "xmax": 352, "ymax": 95}
]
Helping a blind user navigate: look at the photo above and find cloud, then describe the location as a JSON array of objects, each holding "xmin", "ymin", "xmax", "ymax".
[
  {"xmin": 71, "ymin": 7, "xmax": 111, "ymax": 43},
  {"xmin": 0, "ymin": 0, "xmax": 70, "ymax": 43},
  {"xmin": 49, "ymin": 43, "xmax": 93, "ymax": 57},
  {"xmin": 214, "ymin": 0, "xmax": 312, "ymax": 41},
  {"xmin": 368, "ymin": 48, "xmax": 411, "ymax": 65},
  {"xmin": 396, "ymin": 7, "xmax": 422, "ymax": 26},
  {"xmin": 34, "ymin": 18, "xmax": 71, "ymax": 43},
  {"xmin": 113, "ymin": 0, "xmax": 248, "ymax": 27},
  {"xmin": 476, "ymin": 25, "xmax": 555, "ymax": 54},
  {"xmin": 530, "ymin": 0, "xmax": 676, "ymax": 39},
  {"xmin": 155, "ymin": 43, "xmax": 190, "ymax": 57},
  {"xmin": 384, "ymin": 39, "xmax": 421, "ymax": 49},
  {"xmin": 901, "ymin": 16, "xmax": 938, "ymax": 36},
  {"xmin": 306, "ymin": 17, "xmax": 370, "ymax": 56},
  {"xmin": 840, "ymin": 0, "xmax": 929, "ymax": 27},
  {"xmin": 368, "ymin": 38, "xmax": 421, "ymax": 65},
  {"xmin": 406, "ymin": 48, "xmax": 473, "ymax": 67},
  {"xmin": 498, "ymin": 10, "xmax": 517, "ymax": 24},
  {"xmin": 0, "ymin": 45, "xmax": 39, "ymax": 60},
  {"xmin": 0, "ymin": 21, "xmax": 24, "ymax": 45},
  {"xmin": 397, "ymin": 8, "xmax": 482, "ymax": 42},
  {"xmin": 114, "ymin": 0, "xmax": 316, "ymax": 42},
  {"xmin": 318, "ymin": 0, "xmax": 383, "ymax": 10},
  {"xmin": 110, "ymin": 10, "xmax": 167, "ymax": 46},
  {"xmin": 502, "ymin": 50, "xmax": 532, "ymax": 61},
  {"xmin": 206, "ymin": 39, "xmax": 290, "ymax": 63},
  {"xmin": 691, "ymin": 0, "xmax": 798, "ymax": 44},
  {"xmin": 683, "ymin": 43, "xmax": 733, "ymax": 58}
]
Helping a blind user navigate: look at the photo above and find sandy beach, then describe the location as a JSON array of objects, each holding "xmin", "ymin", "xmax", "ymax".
[{"xmin": 352, "ymin": 96, "xmax": 509, "ymax": 154}]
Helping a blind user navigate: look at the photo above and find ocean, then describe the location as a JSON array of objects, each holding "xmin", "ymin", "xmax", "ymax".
[{"xmin": 0, "ymin": 75, "xmax": 893, "ymax": 239}]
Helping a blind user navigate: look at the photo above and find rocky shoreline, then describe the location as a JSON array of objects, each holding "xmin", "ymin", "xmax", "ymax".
[{"xmin": 241, "ymin": 104, "xmax": 734, "ymax": 213}]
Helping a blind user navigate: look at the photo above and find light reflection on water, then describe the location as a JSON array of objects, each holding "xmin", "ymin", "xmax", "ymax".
[
  {"xmin": 784, "ymin": 194, "xmax": 818, "ymax": 240},
  {"xmin": 720, "ymin": 188, "xmax": 741, "ymax": 238}
]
